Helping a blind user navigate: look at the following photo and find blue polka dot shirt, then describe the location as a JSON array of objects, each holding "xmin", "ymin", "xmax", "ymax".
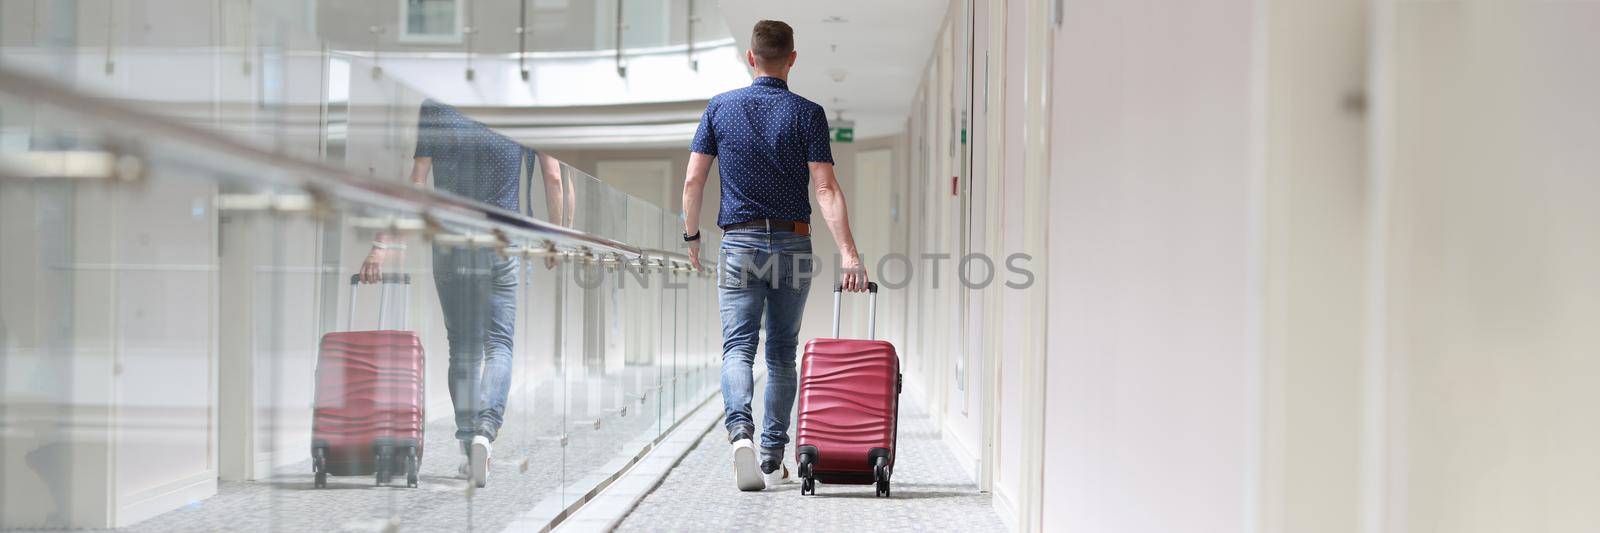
[
  {"xmin": 415, "ymin": 99, "xmax": 524, "ymax": 212},
  {"xmin": 690, "ymin": 76, "xmax": 833, "ymax": 227}
]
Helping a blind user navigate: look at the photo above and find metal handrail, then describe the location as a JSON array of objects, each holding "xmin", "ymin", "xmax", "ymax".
[
  {"xmin": 330, "ymin": 37, "xmax": 735, "ymax": 62},
  {"xmin": 0, "ymin": 66, "xmax": 709, "ymax": 270}
]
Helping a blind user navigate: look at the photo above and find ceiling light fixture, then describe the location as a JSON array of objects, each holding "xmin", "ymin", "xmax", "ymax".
[{"xmin": 822, "ymin": 16, "xmax": 848, "ymax": 23}]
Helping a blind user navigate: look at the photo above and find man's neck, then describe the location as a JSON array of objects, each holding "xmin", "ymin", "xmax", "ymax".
[{"xmin": 753, "ymin": 70, "xmax": 788, "ymax": 82}]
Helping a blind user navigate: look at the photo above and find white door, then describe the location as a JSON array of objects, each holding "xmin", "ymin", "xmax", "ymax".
[{"xmin": 849, "ymin": 149, "xmax": 895, "ymax": 341}]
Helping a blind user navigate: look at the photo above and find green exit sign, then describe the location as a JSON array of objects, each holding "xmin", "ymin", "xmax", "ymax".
[{"xmin": 830, "ymin": 118, "xmax": 856, "ymax": 143}]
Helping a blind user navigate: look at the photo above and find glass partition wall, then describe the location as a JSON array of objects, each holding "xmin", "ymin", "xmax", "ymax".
[{"xmin": 0, "ymin": 10, "xmax": 724, "ymax": 526}]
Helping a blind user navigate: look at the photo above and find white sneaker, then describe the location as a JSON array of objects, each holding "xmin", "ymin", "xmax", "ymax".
[
  {"xmin": 731, "ymin": 438, "xmax": 764, "ymax": 491},
  {"xmin": 761, "ymin": 458, "xmax": 793, "ymax": 488},
  {"xmin": 469, "ymin": 435, "xmax": 491, "ymax": 488}
]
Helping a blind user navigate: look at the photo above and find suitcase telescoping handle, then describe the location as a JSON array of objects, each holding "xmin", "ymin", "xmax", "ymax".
[
  {"xmin": 831, "ymin": 281, "xmax": 879, "ymax": 339},
  {"xmin": 347, "ymin": 273, "xmax": 411, "ymax": 331}
]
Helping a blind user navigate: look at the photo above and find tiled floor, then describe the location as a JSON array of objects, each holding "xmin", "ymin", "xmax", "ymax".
[{"xmin": 615, "ymin": 387, "xmax": 1006, "ymax": 532}]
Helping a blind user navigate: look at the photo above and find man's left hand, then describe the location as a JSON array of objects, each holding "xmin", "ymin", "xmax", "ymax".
[{"xmin": 839, "ymin": 254, "xmax": 869, "ymax": 292}]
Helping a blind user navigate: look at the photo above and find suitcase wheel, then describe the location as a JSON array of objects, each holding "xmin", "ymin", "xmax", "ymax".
[
  {"xmin": 312, "ymin": 446, "xmax": 328, "ymax": 488},
  {"xmin": 796, "ymin": 446, "xmax": 818, "ymax": 496},
  {"xmin": 872, "ymin": 454, "xmax": 891, "ymax": 498},
  {"xmin": 797, "ymin": 448, "xmax": 816, "ymax": 479},
  {"xmin": 405, "ymin": 448, "xmax": 420, "ymax": 488},
  {"xmin": 374, "ymin": 444, "xmax": 395, "ymax": 486}
]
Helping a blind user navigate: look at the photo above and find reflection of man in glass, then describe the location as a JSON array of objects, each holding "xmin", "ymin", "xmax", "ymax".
[
  {"xmin": 361, "ymin": 99, "xmax": 560, "ymax": 488},
  {"xmin": 537, "ymin": 151, "xmax": 574, "ymax": 229}
]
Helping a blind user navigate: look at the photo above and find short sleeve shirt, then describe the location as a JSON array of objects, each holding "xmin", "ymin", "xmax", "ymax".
[
  {"xmin": 690, "ymin": 76, "xmax": 833, "ymax": 227},
  {"xmin": 415, "ymin": 99, "xmax": 522, "ymax": 212}
]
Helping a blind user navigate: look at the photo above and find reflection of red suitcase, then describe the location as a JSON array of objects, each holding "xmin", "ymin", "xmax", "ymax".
[
  {"xmin": 796, "ymin": 282, "xmax": 901, "ymax": 497},
  {"xmin": 311, "ymin": 273, "xmax": 424, "ymax": 488}
]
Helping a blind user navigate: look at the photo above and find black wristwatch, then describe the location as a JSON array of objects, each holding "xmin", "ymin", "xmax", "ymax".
[{"xmin": 683, "ymin": 231, "xmax": 701, "ymax": 242}]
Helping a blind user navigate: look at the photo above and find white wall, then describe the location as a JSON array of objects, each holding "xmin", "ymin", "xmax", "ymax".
[
  {"xmin": 1260, "ymin": 0, "xmax": 1368, "ymax": 531},
  {"xmin": 992, "ymin": 0, "xmax": 1030, "ymax": 519},
  {"xmin": 1024, "ymin": 0, "xmax": 1600, "ymax": 531},
  {"xmin": 893, "ymin": 0, "xmax": 1030, "ymax": 521},
  {"xmin": 937, "ymin": 7, "xmax": 988, "ymax": 478},
  {"xmin": 1034, "ymin": 0, "xmax": 1371, "ymax": 529},
  {"xmin": 1379, "ymin": 2, "xmax": 1600, "ymax": 531},
  {"xmin": 883, "ymin": 0, "xmax": 1600, "ymax": 531},
  {"xmin": 1043, "ymin": 0, "xmax": 1260, "ymax": 531}
]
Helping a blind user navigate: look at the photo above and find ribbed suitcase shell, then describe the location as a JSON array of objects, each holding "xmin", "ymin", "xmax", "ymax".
[
  {"xmin": 795, "ymin": 337, "xmax": 899, "ymax": 484},
  {"xmin": 311, "ymin": 329, "xmax": 426, "ymax": 475}
]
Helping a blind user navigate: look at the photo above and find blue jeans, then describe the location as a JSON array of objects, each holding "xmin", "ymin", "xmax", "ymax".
[
  {"xmin": 432, "ymin": 246, "xmax": 519, "ymax": 443},
  {"xmin": 718, "ymin": 229, "xmax": 815, "ymax": 455}
]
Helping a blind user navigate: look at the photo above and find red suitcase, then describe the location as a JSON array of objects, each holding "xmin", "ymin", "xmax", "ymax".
[
  {"xmin": 795, "ymin": 282, "xmax": 901, "ymax": 497},
  {"xmin": 311, "ymin": 273, "xmax": 425, "ymax": 488}
]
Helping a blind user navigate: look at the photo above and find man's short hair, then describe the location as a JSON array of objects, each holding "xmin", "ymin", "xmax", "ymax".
[{"xmin": 751, "ymin": 20, "xmax": 794, "ymax": 66}]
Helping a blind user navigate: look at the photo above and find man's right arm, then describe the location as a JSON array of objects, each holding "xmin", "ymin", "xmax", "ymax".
[
  {"xmin": 683, "ymin": 99, "xmax": 719, "ymax": 270},
  {"xmin": 535, "ymin": 153, "xmax": 566, "ymax": 227},
  {"xmin": 801, "ymin": 104, "xmax": 866, "ymax": 291},
  {"xmin": 409, "ymin": 156, "xmax": 432, "ymax": 187},
  {"xmin": 682, "ymin": 152, "xmax": 714, "ymax": 269},
  {"xmin": 811, "ymin": 162, "xmax": 869, "ymax": 292},
  {"xmin": 362, "ymin": 157, "xmax": 432, "ymax": 282}
]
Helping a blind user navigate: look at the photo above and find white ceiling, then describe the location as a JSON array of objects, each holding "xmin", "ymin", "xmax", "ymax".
[{"xmin": 716, "ymin": 0, "xmax": 953, "ymax": 139}]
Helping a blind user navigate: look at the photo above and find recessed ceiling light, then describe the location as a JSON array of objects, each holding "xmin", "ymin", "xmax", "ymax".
[{"xmin": 822, "ymin": 16, "xmax": 848, "ymax": 23}]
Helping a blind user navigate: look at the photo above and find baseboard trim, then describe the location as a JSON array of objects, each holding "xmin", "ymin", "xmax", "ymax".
[
  {"xmin": 117, "ymin": 469, "xmax": 218, "ymax": 527},
  {"xmin": 552, "ymin": 388, "xmax": 725, "ymax": 532},
  {"xmin": 502, "ymin": 376, "xmax": 739, "ymax": 533},
  {"xmin": 992, "ymin": 484, "xmax": 1020, "ymax": 532},
  {"xmin": 941, "ymin": 421, "xmax": 983, "ymax": 484},
  {"xmin": 253, "ymin": 440, "xmax": 314, "ymax": 477}
]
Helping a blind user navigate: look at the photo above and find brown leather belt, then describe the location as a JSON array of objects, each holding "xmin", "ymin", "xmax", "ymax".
[{"xmin": 720, "ymin": 219, "xmax": 810, "ymax": 236}]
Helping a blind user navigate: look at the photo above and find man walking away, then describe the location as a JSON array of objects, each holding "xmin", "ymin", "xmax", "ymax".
[{"xmin": 680, "ymin": 20, "xmax": 871, "ymax": 492}]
